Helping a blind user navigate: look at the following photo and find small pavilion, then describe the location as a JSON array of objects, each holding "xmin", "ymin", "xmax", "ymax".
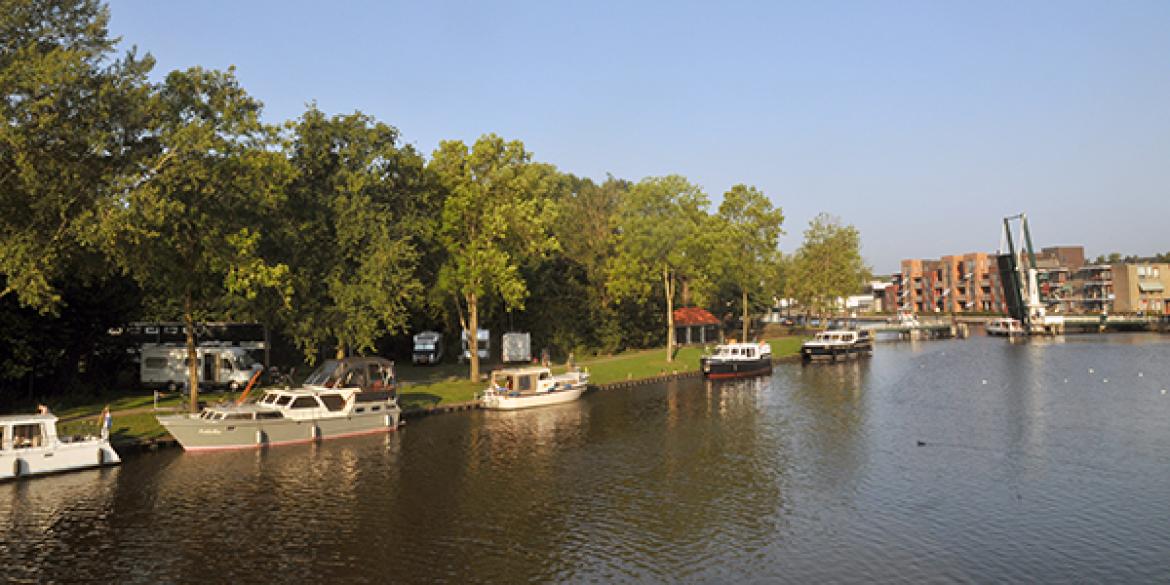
[{"xmin": 673, "ymin": 307, "xmax": 722, "ymax": 345}]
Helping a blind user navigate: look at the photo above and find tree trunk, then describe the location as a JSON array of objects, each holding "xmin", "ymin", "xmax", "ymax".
[
  {"xmin": 742, "ymin": 288, "xmax": 750, "ymax": 341},
  {"xmin": 184, "ymin": 293, "xmax": 199, "ymax": 413},
  {"xmin": 664, "ymin": 267, "xmax": 674, "ymax": 363},
  {"xmin": 335, "ymin": 343, "xmax": 346, "ymax": 360},
  {"xmin": 468, "ymin": 292, "xmax": 480, "ymax": 381}
]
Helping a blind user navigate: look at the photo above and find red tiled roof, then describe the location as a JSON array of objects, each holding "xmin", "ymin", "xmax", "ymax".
[{"xmin": 673, "ymin": 307, "xmax": 719, "ymax": 326}]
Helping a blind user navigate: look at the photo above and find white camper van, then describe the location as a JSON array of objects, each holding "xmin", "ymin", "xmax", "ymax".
[
  {"xmin": 412, "ymin": 331, "xmax": 444, "ymax": 365},
  {"xmin": 460, "ymin": 329, "xmax": 490, "ymax": 363},
  {"xmin": 501, "ymin": 332, "xmax": 532, "ymax": 363},
  {"xmin": 140, "ymin": 346, "xmax": 262, "ymax": 392}
]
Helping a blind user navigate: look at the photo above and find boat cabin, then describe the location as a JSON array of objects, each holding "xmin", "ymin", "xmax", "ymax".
[
  {"xmin": 490, "ymin": 367, "xmax": 556, "ymax": 395},
  {"xmin": 302, "ymin": 357, "xmax": 397, "ymax": 393},
  {"xmin": 1, "ymin": 414, "xmax": 60, "ymax": 451},
  {"xmin": 710, "ymin": 342, "xmax": 772, "ymax": 360},
  {"xmin": 811, "ymin": 330, "xmax": 865, "ymax": 344}
]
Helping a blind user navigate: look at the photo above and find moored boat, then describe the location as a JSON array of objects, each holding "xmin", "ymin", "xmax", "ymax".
[
  {"xmin": 2, "ymin": 411, "xmax": 120, "ymax": 480},
  {"xmin": 700, "ymin": 341, "xmax": 773, "ymax": 379},
  {"xmin": 157, "ymin": 357, "xmax": 401, "ymax": 451},
  {"xmin": 800, "ymin": 330, "xmax": 874, "ymax": 362},
  {"xmin": 479, "ymin": 367, "xmax": 589, "ymax": 410},
  {"xmin": 986, "ymin": 317, "xmax": 1025, "ymax": 337}
]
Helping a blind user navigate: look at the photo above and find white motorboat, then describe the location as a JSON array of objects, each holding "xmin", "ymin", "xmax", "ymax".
[
  {"xmin": 479, "ymin": 367, "xmax": 589, "ymax": 410},
  {"xmin": 700, "ymin": 341, "xmax": 773, "ymax": 379},
  {"xmin": 801, "ymin": 329, "xmax": 874, "ymax": 362},
  {"xmin": 158, "ymin": 357, "xmax": 401, "ymax": 451},
  {"xmin": 986, "ymin": 317, "xmax": 1025, "ymax": 337},
  {"xmin": 2, "ymin": 411, "xmax": 120, "ymax": 480}
]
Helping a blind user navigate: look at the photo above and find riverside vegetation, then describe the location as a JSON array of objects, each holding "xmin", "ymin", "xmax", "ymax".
[{"xmin": 2, "ymin": 1, "xmax": 868, "ymax": 417}]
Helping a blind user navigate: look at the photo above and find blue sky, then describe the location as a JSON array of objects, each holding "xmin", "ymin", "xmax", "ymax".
[{"xmin": 106, "ymin": 0, "xmax": 1170, "ymax": 272}]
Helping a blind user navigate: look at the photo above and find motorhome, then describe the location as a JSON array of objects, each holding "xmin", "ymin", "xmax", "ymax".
[
  {"xmin": 460, "ymin": 329, "xmax": 490, "ymax": 363},
  {"xmin": 502, "ymin": 332, "xmax": 532, "ymax": 363},
  {"xmin": 412, "ymin": 331, "xmax": 444, "ymax": 365},
  {"xmin": 140, "ymin": 346, "xmax": 262, "ymax": 392}
]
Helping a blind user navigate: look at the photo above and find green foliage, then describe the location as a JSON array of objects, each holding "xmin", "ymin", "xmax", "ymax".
[
  {"xmin": 786, "ymin": 213, "xmax": 870, "ymax": 317},
  {"xmin": 0, "ymin": 0, "xmax": 154, "ymax": 312},
  {"xmin": 608, "ymin": 175, "xmax": 715, "ymax": 360},
  {"xmin": 278, "ymin": 107, "xmax": 433, "ymax": 362},
  {"xmin": 429, "ymin": 134, "xmax": 561, "ymax": 379},
  {"xmin": 714, "ymin": 184, "xmax": 785, "ymax": 337}
]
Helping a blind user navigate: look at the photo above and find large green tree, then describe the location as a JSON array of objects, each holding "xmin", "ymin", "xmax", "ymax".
[
  {"xmin": 1, "ymin": 0, "xmax": 153, "ymax": 312},
  {"xmin": 786, "ymin": 213, "xmax": 869, "ymax": 320},
  {"xmin": 278, "ymin": 107, "xmax": 433, "ymax": 362},
  {"xmin": 715, "ymin": 184, "xmax": 785, "ymax": 341},
  {"xmin": 608, "ymin": 175, "xmax": 714, "ymax": 362},
  {"xmin": 429, "ymin": 135, "xmax": 561, "ymax": 381},
  {"xmin": 105, "ymin": 67, "xmax": 290, "ymax": 411}
]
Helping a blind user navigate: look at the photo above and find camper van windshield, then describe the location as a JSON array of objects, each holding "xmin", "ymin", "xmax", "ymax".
[
  {"xmin": 233, "ymin": 353, "xmax": 253, "ymax": 370},
  {"xmin": 415, "ymin": 343, "xmax": 435, "ymax": 351},
  {"xmin": 304, "ymin": 360, "xmax": 342, "ymax": 386}
]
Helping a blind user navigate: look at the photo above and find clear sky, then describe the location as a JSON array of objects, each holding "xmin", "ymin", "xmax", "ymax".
[{"xmin": 105, "ymin": 0, "xmax": 1170, "ymax": 273}]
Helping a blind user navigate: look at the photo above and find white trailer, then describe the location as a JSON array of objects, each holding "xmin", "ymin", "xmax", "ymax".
[
  {"xmin": 140, "ymin": 346, "xmax": 262, "ymax": 392},
  {"xmin": 412, "ymin": 331, "xmax": 444, "ymax": 365},
  {"xmin": 501, "ymin": 332, "xmax": 532, "ymax": 363},
  {"xmin": 460, "ymin": 329, "xmax": 490, "ymax": 363}
]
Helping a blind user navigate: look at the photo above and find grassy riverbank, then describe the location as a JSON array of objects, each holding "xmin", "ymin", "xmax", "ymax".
[{"xmin": 51, "ymin": 336, "xmax": 806, "ymax": 445}]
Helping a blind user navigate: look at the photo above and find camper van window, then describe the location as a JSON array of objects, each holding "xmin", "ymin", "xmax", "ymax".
[
  {"xmin": 233, "ymin": 353, "xmax": 253, "ymax": 370},
  {"xmin": 12, "ymin": 423, "xmax": 42, "ymax": 448},
  {"xmin": 144, "ymin": 357, "xmax": 168, "ymax": 369},
  {"xmin": 221, "ymin": 357, "xmax": 233, "ymax": 371}
]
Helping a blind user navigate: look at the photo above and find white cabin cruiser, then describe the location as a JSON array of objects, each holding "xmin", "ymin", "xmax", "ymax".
[
  {"xmin": 801, "ymin": 330, "xmax": 874, "ymax": 362},
  {"xmin": 158, "ymin": 357, "xmax": 401, "ymax": 451},
  {"xmin": 479, "ymin": 367, "xmax": 590, "ymax": 410},
  {"xmin": 700, "ymin": 341, "xmax": 773, "ymax": 379},
  {"xmin": 985, "ymin": 317, "xmax": 1025, "ymax": 337},
  {"xmin": 2, "ymin": 412, "xmax": 120, "ymax": 480}
]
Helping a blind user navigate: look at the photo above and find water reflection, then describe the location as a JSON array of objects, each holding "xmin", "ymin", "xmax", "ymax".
[{"xmin": 4, "ymin": 335, "xmax": 1170, "ymax": 583}]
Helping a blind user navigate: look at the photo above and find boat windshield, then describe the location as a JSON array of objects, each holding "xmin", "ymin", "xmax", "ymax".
[{"xmin": 304, "ymin": 360, "xmax": 343, "ymax": 386}]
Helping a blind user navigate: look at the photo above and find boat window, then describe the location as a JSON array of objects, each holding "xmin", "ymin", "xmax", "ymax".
[
  {"xmin": 304, "ymin": 360, "xmax": 342, "ymax": 387},
  {"xmin": 213, "ymin": 413, "xmax": 226, "ymax": 421},
  {"xmin": 12, "ymin": 424, "xmax": 43, "ymax": 449},
  {"xmin": 276, "ymin": 395, "xmax": 293, "ymax": 407},
  {"xmin": 342, "ymin": 368, "xmax": 368, "ymax": 389},
  {"xmin": 319, "ymin": 395, "xmax": 345, "ymax": 411},
  {"xmin": 291, "ymin": 396, "xmax": 320, "ymax": 409},
  {"xmin": 255, "ymin": 412, "xmax": 283, "ymax": 420},
  {"xmin": 225, "ymin": 413, "xmax": 251, "ymax": 420},
  {"xmin": 371, "ymin": 405, "xmax": 381, "ymax": 412},
  {"xmin": 355, "ymin": 407, "xmax": 366, "ymax": 414},
  {"xmin": 368, "ymin": 364, "xmax": 387, "ymax": 391},
  {"xmin": 260, "ymin": 393, "xmax": 277, "ymax": 404},
  {"xmin": 745, "ymin": 349, "xmax": 755, "ymax": 358},
  {"xmin": 518, "ymin": 376, "xmax": 533, "ymax": 392}
]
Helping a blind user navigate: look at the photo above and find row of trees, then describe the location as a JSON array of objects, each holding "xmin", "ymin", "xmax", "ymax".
[{"xmin": 1, "ymin": 0, "xmax": 870, "ymax": 408}]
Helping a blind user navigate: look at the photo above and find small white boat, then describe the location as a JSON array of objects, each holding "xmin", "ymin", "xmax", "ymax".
[
  {"xmin": 986, "ymin": 318, "xmax": 1025, "ymax": 337},
  {"xmin": 801, "ymin": 330, "xmax": 874, "ymax": 362},
  {"xmin": 700, "ymin": 341, "xmax": 773, "ymax": 379},
  {"xmin": 480, "ymin": 367, "xmax": 589, "ymax": 410},
  {"xmin": 2, "ymin": 412, "xmax": 120, "ymax": 480}
]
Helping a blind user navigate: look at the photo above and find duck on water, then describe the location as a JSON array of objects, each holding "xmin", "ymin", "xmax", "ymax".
[{"xmin": 157, "ymin": 357, "xmax": 402, "ymax": 452}]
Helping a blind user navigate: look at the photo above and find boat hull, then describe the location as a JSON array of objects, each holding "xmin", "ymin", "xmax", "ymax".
[
  {"xmin": 158, "ymin": 408, "xmax": 401, "ymax": 452},
  {"xmin": 1, "ymin": 440, "xmax": 121, "ymax": 480},
  {"xmin": 801, "ymin": 341, "xmax": 873, "ymax": 362},
  {"xmin": 480, "ymin": 386, "xmax": 586, "ymax": 410},
  {"xmin": 700, "ymin": 357, "xmax": 773, "ymax": 379}
]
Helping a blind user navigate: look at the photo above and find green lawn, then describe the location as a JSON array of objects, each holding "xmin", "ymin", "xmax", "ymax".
[{"xmin": 43, "ymin": 336, "xmax": 807, "ymax": 444}]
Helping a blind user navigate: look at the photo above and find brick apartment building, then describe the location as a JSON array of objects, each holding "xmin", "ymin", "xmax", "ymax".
[{"xmin": 885, "ymin": 252, "xmax": 1008, "ymax": 314}]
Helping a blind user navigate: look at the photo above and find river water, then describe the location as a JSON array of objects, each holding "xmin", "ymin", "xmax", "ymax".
[{"xmin": 4, "ymin": 333, "xmax": 1170, "ymax": 583}]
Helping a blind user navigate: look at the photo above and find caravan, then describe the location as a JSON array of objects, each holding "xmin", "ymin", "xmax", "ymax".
[
  {"xmin": 140, "ymin": 346, "xmax": 262, "ymax": 392},
  {"xmin": 412, "ymin": 331, "xmax": 444, "ymax": 365},
  {"xmin": 460, "ymin": 329, "xmax": 490, "ymax": 363}
]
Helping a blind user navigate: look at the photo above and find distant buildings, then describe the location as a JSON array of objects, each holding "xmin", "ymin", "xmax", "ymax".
[{"xmin": 884, "ymin": 245, "xmax": 1170, "ymax": 315}]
